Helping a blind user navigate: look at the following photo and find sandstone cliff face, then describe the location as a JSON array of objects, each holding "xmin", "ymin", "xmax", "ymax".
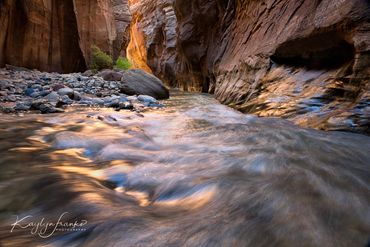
[
  {"xmin": 131, "ymin": 0, "xmax": 370, "ymax": 133},
  {"xmin": 127, "ymin": 0, "xmax": 178, "ymax": 84},
  {"xmin": 209, "ymin": 0, "xmax": 370, "ymax": 133},
  {"xmin": 0, "ymin": 0, "xmax": 131, "ymax": 73}
]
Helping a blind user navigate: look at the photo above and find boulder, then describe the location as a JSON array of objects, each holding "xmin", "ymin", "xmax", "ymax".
[
  {"xmin": 97, "ymin": 70, "xmax": 124, "ymax": 81},
  {"xmin": 120, "ymin": 69, "xmax": 169, "ymax": 100}
]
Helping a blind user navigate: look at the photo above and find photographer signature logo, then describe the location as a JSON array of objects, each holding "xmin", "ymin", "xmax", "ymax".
[{"xmin": 10, "ymin": 212, "xmax": 87, "ymax": 238}]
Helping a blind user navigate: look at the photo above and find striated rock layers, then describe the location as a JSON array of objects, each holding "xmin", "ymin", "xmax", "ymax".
[
  {"xmin": 0, "ymin": 0, "xmax": 131, "ymax": 73},
  {"xmin": 131, "ymin": 0, "xmax": 370, "ymax": 133},
  {"xmin": 127, "ymin": 0, "xmax": 178, "ymax": 83}
]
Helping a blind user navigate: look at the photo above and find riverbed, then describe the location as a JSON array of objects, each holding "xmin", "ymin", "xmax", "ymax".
[{"xmin": 0, "ymin": 91, "xmax": 369, "ymax": 246}]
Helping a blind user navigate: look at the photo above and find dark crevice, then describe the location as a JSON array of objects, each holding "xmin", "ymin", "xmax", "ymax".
[
  {"xmin": 57, "ymin": 0, "xmax": 86, "ymax": 73},
  {"xmin": 271, "ymin": 32, "xmax": 355, "ymax": 70}
]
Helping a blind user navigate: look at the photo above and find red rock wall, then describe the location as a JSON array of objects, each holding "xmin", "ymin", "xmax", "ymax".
[
  {"xmin": 0, "ymin": 0, "xmax": 86, "ymax": 72},
  {"xmin": 0, "ymin": 0, "xmax": 131, "ymax": 73},
  {"xmin": 130, "ymin": 0, "xmax": 370, "ymax": 132}
]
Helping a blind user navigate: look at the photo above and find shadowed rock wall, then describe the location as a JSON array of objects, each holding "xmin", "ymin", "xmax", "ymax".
[{"xmin": 0, "ymin": 0, "xmax": 131, "ymax": 73}]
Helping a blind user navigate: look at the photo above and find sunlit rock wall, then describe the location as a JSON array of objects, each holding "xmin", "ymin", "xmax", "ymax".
[
  {"xmin": 132, "ymin": 0, "xmax": 370, "ymax": 132},
  {"xmin": 127, "ymin": 0, "xmax": 178, "ymax": 85}
]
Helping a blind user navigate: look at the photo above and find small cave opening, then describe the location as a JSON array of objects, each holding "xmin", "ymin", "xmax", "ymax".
[{"xmin": 271, "ymin": 32, "xmax": 355, "ymax": 70}]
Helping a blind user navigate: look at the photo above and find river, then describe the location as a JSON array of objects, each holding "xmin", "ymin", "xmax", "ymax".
[{"xmin": 0, "ymin": 91, "xmax": 369, "ymax": 246}]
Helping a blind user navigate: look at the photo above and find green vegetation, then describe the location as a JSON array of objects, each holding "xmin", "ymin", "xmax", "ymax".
[
  {"xmin": 90, "ymin": 45, "xmax": 113, "ymax": 71},
  {"xmin": 90, "ymin": 45, "xmax": 131, "ymax": 72},
  {"xmin": 115, "ymin": 56, "xmax": 132, "ymax": 70}
]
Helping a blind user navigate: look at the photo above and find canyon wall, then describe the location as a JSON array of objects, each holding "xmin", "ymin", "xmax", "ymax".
[
  {"xmin": 131, "ymin": 0, "xmax": 370, "ymax": 132},
  {"xmin": 0, "ymin": 0, "xmax": 369, "ymax": 132},
  {"xmin": 0, "ymin": 0, "xmax": 131, "ymax": 73}
]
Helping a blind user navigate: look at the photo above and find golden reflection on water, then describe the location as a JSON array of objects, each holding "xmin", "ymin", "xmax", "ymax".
[{"xmin": 0, "ymin": 92, "xmax": 369, "ymax": 247}]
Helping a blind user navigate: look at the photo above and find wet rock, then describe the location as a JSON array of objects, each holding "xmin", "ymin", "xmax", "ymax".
[
  {"xmin": 106, "ymin": 98, "xmax": 120, "ymax": 108},
  {"xmin": 0, "ymin": 80, "xmax": 9, "ymax": 90},
  {"xmin": 78, "ymin": 100, "xmax": 94, "ymax": 106},
  {"xmin": 148, "ymin": 102, "xmax": 164, "ymax": 108},
  {"xmin": 31, "ymin": 84, "xmax": 42, "ymax": 90},
  {"xmin": 30, "ymin": 92, "xmax": 40, "ymax": 98},
  {"xmin": 120, "ymin": 70, "xmax": 169, "ymax": 100},
  {"xmin": 6, "ymin": 95, "xmax": 17, "ymax": 102},
  {"xmin": 72, "ymin": 91, "xmax": 82, "ymax": 101},
  {"xmin": 0, "ymin": 90, "xmax": 7, "ymax": 97},
  {"xmin": 138, "ymin": 95, "xmax": 157, "ymax": 103},
  {"xmin": 53, "ymin": 84, "xmax": 65, "ymax": 91},
  {"xmin": 44, "ymin": 92, "xmax": 60, "ymax": 102},
  {"xmin": 57, "ymin": 87, "xmax": 74, "ymax": 98},
  {"xmin": 14, "ymin": 102, "xmax": 31, "ymax": 111},
  {"xmin": 31, "ymin": 99, "xmax": 48, "ymax": 110},
  {"xmin": 117, "ymin": 101, "xmax": 134, "ymax": 110},
  {"xmin": 127, "ymin": 96, "xmax": 138, "ymax": 101},
  {"xmin": 91, "ymin": 98, "xmax": 105, "ymax": 106},
  {"xmin": 97, "ymin": 70, "xmax": 123, "ymax": 81},
  {"xmin": 39, "ymin": 90, "xmax": 50, "ymax": 97},
  {"xmin": 1, "ymin": 106, "xmax": 15, "ymax": 113},
  {"xmin": 24, "ymin": 87, "xmax": 35, "ymax": 96},
  {"xmin": 58, "ymin": 95, "xmax": 74, "ymax": 106},
  {"xmin": 39, "ymin": 103, "xmax": 64, "ymax": 114}
]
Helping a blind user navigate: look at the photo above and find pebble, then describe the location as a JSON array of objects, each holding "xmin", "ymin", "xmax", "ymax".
[{"xmin": 0, "ymin": 67, "xmax": 166, "ymax": 114}]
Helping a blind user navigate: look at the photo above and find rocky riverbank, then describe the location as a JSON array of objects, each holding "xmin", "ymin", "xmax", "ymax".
[{"xmin": 0, "ymin": 66, "xmax": 169, "ymax": 114}]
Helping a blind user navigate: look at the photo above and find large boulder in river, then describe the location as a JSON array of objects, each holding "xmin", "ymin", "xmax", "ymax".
[
  {"xmin": 97, "ymin": 70, "xmax": 124, "ymax": 81},
  {"xmin": 120, "ymin": 69, "xmax": 169, "ymax": 100}
]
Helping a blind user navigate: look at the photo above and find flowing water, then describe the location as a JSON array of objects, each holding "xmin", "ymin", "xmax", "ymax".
[{"xmin": 0, "ymin": 91, "xmax": 369, "ymax": 247}]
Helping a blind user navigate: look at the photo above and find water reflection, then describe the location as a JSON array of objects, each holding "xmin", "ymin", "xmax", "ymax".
[{"xmin": 0, "ymin": 91, "xmax": 369, "ymax": 246}]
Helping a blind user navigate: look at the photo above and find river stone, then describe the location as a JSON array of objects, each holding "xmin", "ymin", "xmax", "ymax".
[
  {"xmin": 138, "ymin": 95, "xmax": 157, "ymax": 103},
  {"xmin": 30, "ymin": 91, "xmax": 40, "ymax": 98},
  {"xmin": 53, "ymin": 84, "xmax": 65, "ymax": 91},
  {"xmin": 61, "ymin": 95, "xmax": 73, "ymax": 105},
  {"xmin": 117, "ymin": 101, "xmax": 134, "ymax": 110},
  {"xmin": 57, "ymin": 87, "xmax": 74, "ymax": 98},
  {"xmin": 120, "ymin": 69, "xmax": 169, "ymax": 100},
  {"xmin": 91, "ymin": 98, "xmax": 105, "ymax": 106},
  {"xmin": 14, "ymin": 102, "xmax": 31, "ymax": 111},
  {"xmin": 127, "ymin": 96, "xmax": 138, "ymax": 101},
  {"xmin": 39, "ymin": 90, "xmax": 50, "ymax": 97},
  {"xmin": 98, "ymin": 69, "xmax": 124, "ymax": 81},
  {"xmin": 24, "ymin": 87, "xmax": 35, "ymax": 96},
  {"xmin": 72, "ymin": 91, "xmax": 82, "ymax": 101},
  {"xmin": 0, "ymin": 80, "xmax": 9, "ymax": 90},
  {"xmin": 6, "ymin": 95, "xmax": 16, "ymax": 102},
  {"xmin": 39, "ymin": 103, "xmax": 64, "ymax": 114},
  {"xmin": 44, "ymin": 92, "xmax": 60, "ymax": 102}
]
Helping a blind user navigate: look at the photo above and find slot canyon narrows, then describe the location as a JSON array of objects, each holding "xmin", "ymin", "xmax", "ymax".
[{"xmin": 0, "ymin": 1, "xmax": 369, "ymax": 247}]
